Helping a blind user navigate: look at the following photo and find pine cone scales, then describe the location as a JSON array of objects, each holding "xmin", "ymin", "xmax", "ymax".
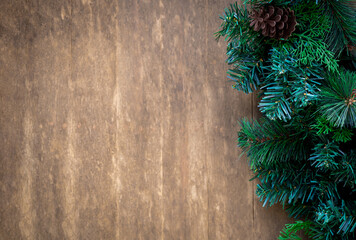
[{"xmin": 250, "ymin": 6, "xmax": 297, "ymax": 39}]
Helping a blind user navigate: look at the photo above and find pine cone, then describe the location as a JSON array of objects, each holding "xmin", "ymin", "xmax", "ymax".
[{"xmin": 250, "ymin": 6, "xmax": 297, "ymax": 39}]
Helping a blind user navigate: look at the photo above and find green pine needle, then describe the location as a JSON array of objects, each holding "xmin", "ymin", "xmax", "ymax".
[{"xmin": 319, "ymin": 70, "xmax": 356, "ymax": 128}]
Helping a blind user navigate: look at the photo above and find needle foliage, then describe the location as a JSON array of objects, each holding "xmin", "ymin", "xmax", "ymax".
[{"xmin": 216, "ymin": 0, "xmax": 356, "ymax": 239}]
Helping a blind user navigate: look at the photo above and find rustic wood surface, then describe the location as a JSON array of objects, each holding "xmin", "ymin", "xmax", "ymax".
[{"xmin": 0, "ymin": 0, "xmax": 292, "ymax": 239}]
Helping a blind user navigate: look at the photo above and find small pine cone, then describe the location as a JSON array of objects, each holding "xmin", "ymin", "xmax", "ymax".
[{"xmin": 250, "ymin": 5, "xmax": 297, "ymax": 39}]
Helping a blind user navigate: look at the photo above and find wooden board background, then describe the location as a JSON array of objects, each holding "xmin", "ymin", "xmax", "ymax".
[{"xmin": 0, "ymin": 0, "xmax": 292, "ymax": 239}]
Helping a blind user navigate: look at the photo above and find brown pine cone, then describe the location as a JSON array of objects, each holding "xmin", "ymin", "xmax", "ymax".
[{"xmin": 250, "ymin": 5, "xmax": 297, "ymax": 39}]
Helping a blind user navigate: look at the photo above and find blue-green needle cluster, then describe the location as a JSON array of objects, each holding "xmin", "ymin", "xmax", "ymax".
[{"xmin": 216, "ymin": 0, "xmax": 356, "ymax": 239}]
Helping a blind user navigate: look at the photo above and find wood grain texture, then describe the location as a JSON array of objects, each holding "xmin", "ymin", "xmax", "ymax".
[{"xmin": 0, "ymin": 0, "xmax": 293, "ymax": 239}]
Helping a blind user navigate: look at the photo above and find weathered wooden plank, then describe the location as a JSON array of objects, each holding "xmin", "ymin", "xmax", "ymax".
[
  {"xmin": 113, "ymin": 1, "xmax": 164, "ymax": 239},
  {"xmin": 0, "ymin": 1, "xmax": 31, "ymax": 239},
  {"xmin": 0, "ymin": 0, "xmax": 295, "ymax": 239},
  {"xmin": 160, "ymin": 0, "xmax": 209, "ymax": 239},
  {"xmin": 0, "ymin": 1, "xmax": 73, "ymax": 239},
  {"xmin": 69, "ymin": 1, "xmax": 119, "ymax": 239},
  {"xmin": 23, "ymin": 1, "xmax": 74, "ymax": 239}
]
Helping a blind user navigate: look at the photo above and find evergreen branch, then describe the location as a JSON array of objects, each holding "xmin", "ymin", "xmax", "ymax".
[
  {"xmin": 332, "ymin": 151, "xmax": 356, "ymax": 188},
  {"xmin": 292, "ymin": 34, "xmax": 339, "ymax": 73},
  {"xmin": 259, "ymin": 83, "xmax": 292, "ymax": 121},
  {"xmin": 256, "ymin": 166, "xmax": 319, "ymax": 208},
  {"xmin": 238, "ymin": 118, "xmax": 309, "ymax": 167},
  {"xmin": 216, "ymin": 3, "xmax": 267, "ymax": 93},
  {"xmin": 315, "ymin": 200, "xmax": 356, "ymax": 238},
  {"xmin": 332, "ymin": 128, "xmax": 354, "ymax": 143},
  {"xmin": 279, "ymin": 220, "xmax": 313, "ymax": 240},
  {"xmin": 290, "ymin": 0, "xmax": 340, "ymax": 71},
  {"xmin": 215, "ymin": 3, "xmax": 248, "ymax": 42},
  {"xmin": 312, "ymin": 116, "xmax": 354, "ymax": 143},
  {"xmin": 227, "ymin": 43, "xmax": 265, "ymax": 93},
  {"xmin": 217, "ymin": 1, "xmax": 356, "ymax": 239},
  {"xmin": 319, "ymin": 70, "xmax": 356, "ymax": 128},
  {"xmin": 321, "ymin": 0, "xmax": 356, "ymax": 55},
  {"xmin": 309, "ymin": 142, "xmax": 342, "ymax": 170},
  {"xmin": 259, "ymin": 46, "xmax": 323, "ymax": 121}
]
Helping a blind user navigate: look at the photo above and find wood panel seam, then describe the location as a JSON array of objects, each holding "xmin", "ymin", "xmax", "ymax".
[{"xmin": 205, "ymin": 0, "xmax": 210, "ymax": 239}]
